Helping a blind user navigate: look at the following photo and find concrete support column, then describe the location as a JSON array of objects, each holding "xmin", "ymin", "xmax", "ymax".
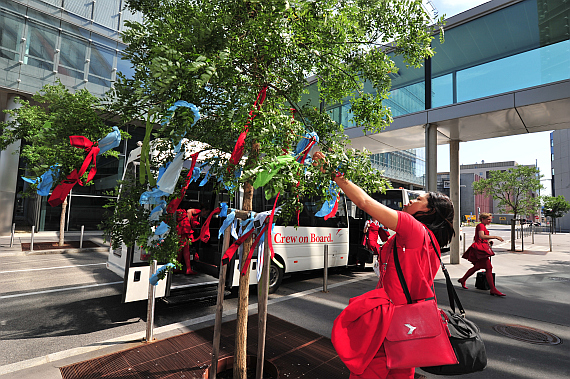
[
  {"xmin": 449, "ymin": 140, "xmax": 460, "ymax": 264},
  {"xmin": 0, "ymin": 95, "xmax": 22, "ymax": 236},
  {"xmin": 425, "ymin": 123, "xmax": 438, "ymax": 192}
]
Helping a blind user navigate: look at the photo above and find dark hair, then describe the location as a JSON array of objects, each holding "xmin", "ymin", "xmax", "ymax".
[{"xmin": 412, "ymin": 192, "xmax": 455, "ymax": 248}]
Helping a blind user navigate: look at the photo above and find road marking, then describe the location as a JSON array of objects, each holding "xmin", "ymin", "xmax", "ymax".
[
  {"xmin": 0, "ymin": 263, "xmax": 106, "ymax": 274},
  {"xmin": 0, "ymin": 273, "xmax": 376, "ymax": 376},
  {"xmin": 0, "ymin": 281, "xmax": 123, "ymax": 300}
]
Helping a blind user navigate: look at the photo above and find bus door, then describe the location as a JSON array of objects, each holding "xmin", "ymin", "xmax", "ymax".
[
  {"xmin": 347, "ymin": 188, "xmax": 424, "ymax": 267},
  {"xmin": 105, "ymin": 146, "xmax": 169, "ymax": 302}
]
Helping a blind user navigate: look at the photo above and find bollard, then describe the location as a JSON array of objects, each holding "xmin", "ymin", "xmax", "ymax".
[
  {"xmin": 145, "ymin": 260, "xmax": 157, "ymax": 343},
  {"xmin": 30, "ymin": 226, "xmax": 35, "ymax": 252},
  {"xmin": 549, "ymin": 233, "xmax": 552, "ymax": 252},
  {"xmin": 9, "ymin": 223, "xmax": 15, "ymax": 248},
  {"xmin": 462, "ymin": 232, "xmax": 466, "ymax": 256},
  {"xmin": 80, "ymin": 225, "xmax": 84, "ymax": 249},
  {"xmin": 323, "ymin": 245, "xmax": 328, "ymax": 292}
]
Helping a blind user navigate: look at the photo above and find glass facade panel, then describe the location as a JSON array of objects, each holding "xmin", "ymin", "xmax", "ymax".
[
  {"xmin": 63, "ymin": 0, "xmax": 92, "ymax": 19},
  {"xmin": 384, "ymin": 82, "xmax": 425, "ymax": 117},
  {"xmin": 27, "ymin": 8, "xmax": 60, "ymax": 27},
  {"xmin": 31, "ymin": 0, "xmax": 62, "ymax": 6},
  {"xmin": 93, "ymin": 0, "xmax": 120, "ymax": 30},
  {"xmin": 388, "ymin": 53, "xmax": 425, "ymax": 90},
  {"xmin": 328, "ymin": 105, "xmax": 340, "ymax": 125},
  {"xmin": 61, "ymin": 20, "xmax": 90, "ymax": 38},
  {"xmin": 0, "ymin": 0, "xmax": 27, "ymax": 13},
  {"xmin": 0, "ymin": 10, "xmax": 23, "ymax": 61},
  {"xmin": 432, "ymin": 0, "xmax": 540, "ymax": 79},
  {"xmin": 24, "ymin": 21, "xmax": 57, "ymax": 71},
  {"xmin": 120, "ymin": 6, "xmax": 143, "ymax": 32},
  {"xmin": 341, "ymin": 103, "xmax": 356, "ymax": 128},
  {"xmin": 457, "ymin": 40, "xmax": 570, "ymax": 102},
  {"xmin": 89, "ymin": 43, "xmax": 114, "ymax": 84},
  {"xmin": 59, "ymin": 33, "xmax": 87, "ymax": 79},
  {"xmin": 432, "ymin": 73, "xmax": 453, "ymax": 108},
  {"xmin": 369, "ymin": 148, "xmax": 425, "ymax": 187},
  {"xmin": 116, "ymin": 50, "xmax": 134, "ymax": 79}
]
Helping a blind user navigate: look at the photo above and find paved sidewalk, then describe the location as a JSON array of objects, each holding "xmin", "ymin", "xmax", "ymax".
[
  {"xmin": 1, "ymin": 231, "xmax": 569, "ymax": 378},
  {"xmin": 0, "ymin": 230, "xmax": 110, "ymax": 256}
]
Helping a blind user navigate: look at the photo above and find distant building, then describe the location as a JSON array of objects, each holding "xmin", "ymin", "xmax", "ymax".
[
  {"xmin": 439, "ymin": 160, "xmax": 539, "ymax": 224},
  {"xmin": 550, "ymin": 130, "xmax": 570, "ymax": 232}
]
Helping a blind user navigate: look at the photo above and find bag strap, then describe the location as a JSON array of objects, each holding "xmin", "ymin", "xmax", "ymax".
[
  {"xmin": 392, "ymin": 238, "xmax": 413, "ymax": 304},
  {"xmin": 425, "ymin": 232, "xmax": 466, "ymax": 316}
]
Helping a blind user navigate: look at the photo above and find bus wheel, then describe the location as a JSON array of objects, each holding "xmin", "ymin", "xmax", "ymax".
[{"xmin": 268, "ymin": 262, "xmax": 283, "ymax": 294}]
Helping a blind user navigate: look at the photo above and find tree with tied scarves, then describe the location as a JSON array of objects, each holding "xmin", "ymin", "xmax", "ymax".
[{"xmin": 103, "ymin": 0, "xmax": 442, "ymax": 377}]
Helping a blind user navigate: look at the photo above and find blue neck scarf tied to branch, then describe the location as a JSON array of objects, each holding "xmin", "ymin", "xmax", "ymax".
[
  {"xmin": 97, "ymin": 126, "xmax": 121, "ymax": 155},
  {"xmin": 315, "ymin": 182, "xmax": 340, "ymax": 217}
]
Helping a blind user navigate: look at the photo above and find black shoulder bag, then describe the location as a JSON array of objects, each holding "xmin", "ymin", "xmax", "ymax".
[{"xmin": 421, "ymin": 232, "xmax": 488, "ymax": 376}]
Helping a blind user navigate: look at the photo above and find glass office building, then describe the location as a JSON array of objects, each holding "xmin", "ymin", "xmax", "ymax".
[
  {"xmin": 0, "ymin": 0, "xmax": 141, "ymax": 232},
  {"xmin": 321, "ymin": 0, "xmax": 570, "ymax": 190}
]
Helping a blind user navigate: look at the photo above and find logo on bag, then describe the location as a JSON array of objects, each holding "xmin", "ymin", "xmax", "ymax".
[{"xmin": 405, "ymin": 324, "xmax": 417, "ymax": 335}]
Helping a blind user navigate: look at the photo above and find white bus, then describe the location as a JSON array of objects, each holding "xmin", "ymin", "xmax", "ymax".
[{"xmin": 106, "ymin": 144, "xmax": 350, "ymax": 302}]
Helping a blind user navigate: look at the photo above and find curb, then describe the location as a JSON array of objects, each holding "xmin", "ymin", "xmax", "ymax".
[{"xmin": 25, "ymin": 247, "xmax": 110, "ymax": 255}]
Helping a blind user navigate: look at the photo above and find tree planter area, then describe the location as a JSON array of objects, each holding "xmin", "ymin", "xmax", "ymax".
[
  {"xmin": 60, "ymin": 314, "xmax": 349, "ymax": 379},
  {"xmin": 209, "ymin": 356, "xmax": 278, "ymax": 379}
]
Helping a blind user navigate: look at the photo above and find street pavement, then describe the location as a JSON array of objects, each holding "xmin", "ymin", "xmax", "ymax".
[{"xmin": 0, "ymin": 228, "xmax": 569, "ymax": 378}]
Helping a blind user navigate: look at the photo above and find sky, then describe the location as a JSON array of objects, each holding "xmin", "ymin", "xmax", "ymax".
[{"xmin": 427, "ymin": 0, "xmax": 553, "ymax": 195}]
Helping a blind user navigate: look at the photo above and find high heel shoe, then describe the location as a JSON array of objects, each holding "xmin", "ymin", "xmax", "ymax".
[
  {"xmin": 490, "ymin": 289, "xmax": 506, "ymax": 297},
  {"xmin": 457, "ymin": 278, "xmax": 468, "ymax": 289}
]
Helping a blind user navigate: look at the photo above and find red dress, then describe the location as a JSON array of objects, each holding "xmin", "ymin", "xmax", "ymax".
[
  {"xmin": 333, "ymin": 212, "xmax": 441, "ymax": 379},
  {"xmin": 363, "ymin": 220, "xmax": 390, "ymax": 255},
  {"xmin": 462, "ymin": 223, "xmax": 494, "ymax": 265}
]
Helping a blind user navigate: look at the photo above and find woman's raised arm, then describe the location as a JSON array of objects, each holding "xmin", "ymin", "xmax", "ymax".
[{"xmin": 313, "ymin": 152, "xmax": 399, "ymax": 231}]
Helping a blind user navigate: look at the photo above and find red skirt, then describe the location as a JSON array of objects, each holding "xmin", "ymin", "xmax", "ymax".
[{"xmin": 462, "ymin": 241, "xmax": 494, "ymax": 264}]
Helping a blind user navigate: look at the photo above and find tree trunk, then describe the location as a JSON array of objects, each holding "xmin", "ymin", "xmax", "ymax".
[
  {"xmin": 234, "ymin": 143, "xmax": 259, "ymax": 379},
  {"xmin": 59, "ymin": 196, "xmax": 67, "ymax": 246},
  {"xmin": 510, "ymin": 216, "xmax": 516, "ymax": 252}
]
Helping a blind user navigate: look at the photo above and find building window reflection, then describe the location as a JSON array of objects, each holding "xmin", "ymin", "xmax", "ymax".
[
  {"xmin": 89, "ymin": 43, "xmax": 114, "ymax": 86},
  {"xmin": 24, "ymin": 21, "xmax": 57, "ymax": 71},
  {"xmin": 0, "ymin": 10, "xmax": 23, "ymax": 61},
  {"xmin": 59, "ymin": 33, "xmax": 88, "ymax": 79}
]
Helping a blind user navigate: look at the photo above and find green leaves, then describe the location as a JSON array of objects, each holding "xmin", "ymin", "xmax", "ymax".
[
  {"xmin": 542, "ymin": 195, "xmax": 570, "ymax": 219},
  {"xmin": 0, "ymin": 81, "xmax": 121, "ymax": 192},
  {"xmin": 473, "ymin": 165, "xmax": 544, "ymax": 218},
  {"xmin": 103, "ymin": 0, "xmax": 437, "ymax": 259}
]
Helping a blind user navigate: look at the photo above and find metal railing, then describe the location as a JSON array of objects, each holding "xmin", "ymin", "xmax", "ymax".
[{"xmin": 515, "ymin": 224, "xmax": 552, "ymax": 239}]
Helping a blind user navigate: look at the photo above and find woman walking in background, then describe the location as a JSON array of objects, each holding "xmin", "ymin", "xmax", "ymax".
[
  {"xmin": 459, "ymin": 212, "xmax": 506, "ymax": 296},
  {"xmin": 363, "ymin": 217, "xmax": 389, "ymax": 255}
]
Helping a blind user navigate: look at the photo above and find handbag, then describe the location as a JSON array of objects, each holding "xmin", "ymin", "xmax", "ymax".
[
  {"xmin": 475, "ymin": 271, "xmax": 495, "ymax": 290},
  {"xmin": 421, "ymin": 233, "xmax": 488, "ymax": 375},
  {"xmin": 383, "ymin": 237, "xmax": 458, "ymax": 370}
]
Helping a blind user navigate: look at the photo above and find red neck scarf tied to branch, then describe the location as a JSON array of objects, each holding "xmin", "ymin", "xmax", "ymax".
[
  {"xmin": 197, "ymin": 207, "xmax": 221, "ymax": 243},
  {"xmin": 48, "ymin": 136, "xmax": 100, "ymax": 207},
  {"xmin": 221, "ymin": 228, "xmax": 255, "ymax": 265},
  {"xmin": 227, "ymin": 86, "xmax": 268, "ymax": 173}
]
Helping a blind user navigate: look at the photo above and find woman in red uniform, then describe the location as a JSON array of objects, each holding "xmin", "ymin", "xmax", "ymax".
[
  {"xmin": 458, "ymin": 213, "xmax": 505, "ymax": 296},
  {"xmin": 175, "ymin": 208, "xmax": 202, "ymax": 275},
  {"xmin": 313, "ymin": 152, "xmax": 455, "ymax": 379},
  {"xmin": 363, "ymin": 217, "xmax": 389, "ymax": 254}
]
